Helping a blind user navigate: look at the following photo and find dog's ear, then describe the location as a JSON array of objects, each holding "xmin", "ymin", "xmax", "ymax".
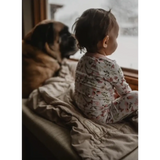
[{"xmin": 31, "ymin": 23, "xmax": 54, "ymax": 50}]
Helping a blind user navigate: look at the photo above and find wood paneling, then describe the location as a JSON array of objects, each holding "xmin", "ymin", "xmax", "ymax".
[
  {"xmin": 125, "ymin": 76, "xmax": 138, "ymax": 90},
  {"xmin": 32, "ymin": 0, "xmax": 47, "ymax": 26}
]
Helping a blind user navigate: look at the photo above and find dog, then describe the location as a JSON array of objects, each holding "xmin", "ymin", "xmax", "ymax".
[{"xmin": 22, "ymin": 20, "xmax": 78, "ymax": 98}]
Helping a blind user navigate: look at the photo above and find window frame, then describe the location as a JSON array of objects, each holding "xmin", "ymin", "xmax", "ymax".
[
  {"xmin": 32, "ymin": 0, "xmax": 47, "ymax": 26},
  {"xmin": 31, "ymin": 0, "xmax": 138, "ymax": 90},
  {"xmin": 121, "ymin": 67, "xmax": 138, "ymax": 90}
]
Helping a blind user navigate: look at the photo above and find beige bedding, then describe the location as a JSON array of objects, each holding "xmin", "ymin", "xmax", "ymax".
[{"xmin": 27, "ymin": 59, "xmax": 138, "ymax": 160}]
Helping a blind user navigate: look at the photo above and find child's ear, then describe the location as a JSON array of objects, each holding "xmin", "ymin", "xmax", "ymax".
[{"xmin": 102, "ymin": 35, "xmax": 109, "ymax": 48}]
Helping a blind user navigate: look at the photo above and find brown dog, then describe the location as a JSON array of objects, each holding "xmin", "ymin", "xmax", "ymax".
[{"xmin": 22, "ymin": 20, "xmax": 78, "ymax": 98}]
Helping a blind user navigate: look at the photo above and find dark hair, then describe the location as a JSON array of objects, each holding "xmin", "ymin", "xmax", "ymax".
[{"xmin": 72, "ymin": 8, "xmax": 116, "ymax": 52}]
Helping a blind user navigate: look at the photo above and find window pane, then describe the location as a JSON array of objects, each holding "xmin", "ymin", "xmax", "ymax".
[{"xmin": 47, "ymin": 0, "xmax": 138, "ymax": 70}]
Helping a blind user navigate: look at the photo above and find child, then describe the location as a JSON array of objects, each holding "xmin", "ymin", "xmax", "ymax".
[{"xmin": 72, "ymin": 8, "xmax": 138, "ymax": 124}]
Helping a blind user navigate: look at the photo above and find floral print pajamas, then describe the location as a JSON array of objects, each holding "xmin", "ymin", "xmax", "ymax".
[{"xmin": 74, "ymin": 55, "xmax": 138, "ymax": 124}]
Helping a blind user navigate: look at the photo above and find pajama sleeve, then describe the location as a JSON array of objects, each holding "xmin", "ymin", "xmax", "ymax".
[{"xmin": 109, "ymin": 60, "xmax": 132, "ymax": 96}]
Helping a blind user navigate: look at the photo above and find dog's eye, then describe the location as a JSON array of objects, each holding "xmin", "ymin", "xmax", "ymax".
[
  {"xmin": 62, "ymin": 33, "xmax": 69, "ymax": 37},
  {"xmin": 61, "ymin": 33, "xmax": 71, "ymax": 41}
]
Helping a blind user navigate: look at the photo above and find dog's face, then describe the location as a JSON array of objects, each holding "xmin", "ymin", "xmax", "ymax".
[{"xmin": 24, "ymin": 20, "xmax": 78, "ymax": 62}]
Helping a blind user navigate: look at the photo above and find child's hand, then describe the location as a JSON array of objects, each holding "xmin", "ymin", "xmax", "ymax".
[{"xmin": 114, "ymin": 89, "xmax": 120, "ymax": 99}]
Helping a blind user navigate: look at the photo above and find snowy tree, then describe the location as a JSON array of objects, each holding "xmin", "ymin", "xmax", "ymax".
[{"xmin": 104, "ymin": 0, "xmax": 138, "ymax": 22}]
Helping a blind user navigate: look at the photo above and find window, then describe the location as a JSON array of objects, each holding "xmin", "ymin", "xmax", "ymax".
[{"xmin": 47, "ymin": 0, "xmax": 138, "ymax": 70}]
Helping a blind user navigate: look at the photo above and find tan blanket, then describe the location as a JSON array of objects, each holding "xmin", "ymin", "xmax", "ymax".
[{"xmin": 27, "ymin": 59, "xmax": 138, "ymax": 160}]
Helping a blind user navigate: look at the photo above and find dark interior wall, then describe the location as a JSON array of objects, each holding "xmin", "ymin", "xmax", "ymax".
[{"xmin": 19, "ymin": 0, "xmax": 33, "ymax": 39}]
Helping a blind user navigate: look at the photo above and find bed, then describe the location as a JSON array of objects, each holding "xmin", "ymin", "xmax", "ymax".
[{"xmin": 22, "ymin": 59, "xmax": 138, "ymax": 160}]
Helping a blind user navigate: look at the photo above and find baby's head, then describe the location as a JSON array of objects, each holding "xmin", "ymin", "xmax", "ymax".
[{"xmin": 72, "ymin": 8, "xmax": 119, "ymax": 55}]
